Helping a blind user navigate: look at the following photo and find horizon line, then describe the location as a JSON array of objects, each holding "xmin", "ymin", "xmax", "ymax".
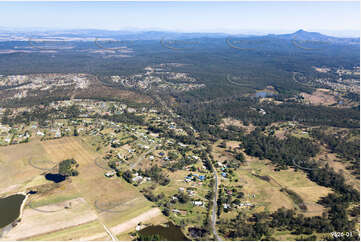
[{"xmin": 0, "ymin": 27, "xmax": 359, "ymax": 38}]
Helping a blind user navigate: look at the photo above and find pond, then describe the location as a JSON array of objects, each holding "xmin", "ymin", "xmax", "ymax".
[
  {"xmin": 255, "ymin": 91, "xmax": 274, "ymax": 98},
  {"xmin": 138, "ymin": 222, "xmax": 189, "ymax": 241},
  {"xmin": 45, "ymin": 173, "xmax": 66, "ymax": 183},
  {"xmin": 0, "ymin": 194, "xmax": 26, "ymax": 228}
]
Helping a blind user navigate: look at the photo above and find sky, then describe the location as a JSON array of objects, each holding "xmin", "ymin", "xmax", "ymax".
[{"xmin": 0, "ymin": 1, "xmax": 359, "ymax": 36}]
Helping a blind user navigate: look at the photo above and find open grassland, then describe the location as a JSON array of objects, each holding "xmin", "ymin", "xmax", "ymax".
[
  {"xmin": 211, "ymin": 140, "xmax": 331, "ymax": 219},
  {"xmin": 27, "ymin": 181, "xmax": 80, "ymax": 208},
  {"xmin": 237, "ymin": 156, "xmax": 331, "ymax": 216}
]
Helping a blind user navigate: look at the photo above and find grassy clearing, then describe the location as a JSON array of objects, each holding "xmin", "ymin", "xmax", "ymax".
[
  {"xmin": 211, "ymin": 140, "xmax": 331, "ymax": 218},
  {"xmin": 28, "ymin": 185, "xmax": 81, "ymax": 208}
]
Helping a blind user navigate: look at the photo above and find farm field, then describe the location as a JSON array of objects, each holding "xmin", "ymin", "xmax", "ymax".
[
  {"xmin": 0, "ymin": 138, "xmax": 51, "ymax": 196},
  {"xmin": 0, "ymin": 137, "xmax": 167, "ymax": 240}
]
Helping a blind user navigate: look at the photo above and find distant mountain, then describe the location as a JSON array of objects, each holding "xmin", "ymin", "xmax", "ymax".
[
  {"xmin": 0, "ymin": 28, "xmax": 237, "ymax": 41},
  {"xmin": 268, "ymin": 29, "xmax": 359, "ymax": 44},
  {"xmin": 0, "ymin": 28, "xmax": 358, "ymax": 44}
]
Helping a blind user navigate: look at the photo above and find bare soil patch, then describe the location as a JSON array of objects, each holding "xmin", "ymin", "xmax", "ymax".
[
  {"xmin": 2, "ymin": 198, "xmax": 98, "ymax": 241},
  {"xmin": 300, "ymin": 89, "xmax": 337, "ymax": 106}
]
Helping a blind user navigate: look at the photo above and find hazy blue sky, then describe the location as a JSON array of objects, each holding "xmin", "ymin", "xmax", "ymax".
[{"xmin": 0, "ymin": 1, "xmax": 359, "ymax": 36}]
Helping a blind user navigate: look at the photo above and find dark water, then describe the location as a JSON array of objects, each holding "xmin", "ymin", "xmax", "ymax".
[
  {"xmin": 256, "ymin": 91, "xmax": 274, "ymax": 98},
  {"xmin": 139, "ymin": 222, "xmax": 189, "ymax": 241},
  {"xmin": 0, "ymin": 194, "xmax": 25, "ymax": 228},
  {"xmin": 45, "ymin": 173, "xmax": 66, "ymax": 183}
]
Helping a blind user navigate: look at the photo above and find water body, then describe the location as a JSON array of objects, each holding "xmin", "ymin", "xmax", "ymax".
[
  {"xmin": 139, "ymin": 222, "xmax": 189, "ymax": 241},
  {"xmin": 0, "ymin": 194, "xmax": 25, "ymax": 228},
  {"xmin": 255, "ymin": 91, "xmax": 274, "ymax": 98},
  {"xmin": 45, "ymin": 173, "xmax": 66, "ymax": 183}
]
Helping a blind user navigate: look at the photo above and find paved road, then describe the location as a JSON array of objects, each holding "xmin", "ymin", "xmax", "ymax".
[
  {"xmin": 211, "ymin": 170, "xmax": 221, "ymax": 241},
  {"xmin": 155, "ymin": 94, "xmax": 221, "ymax": 240}
]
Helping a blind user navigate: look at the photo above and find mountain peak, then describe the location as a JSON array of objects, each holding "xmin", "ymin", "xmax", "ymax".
[{"xmin": 295, "ymin": 29, "xmax": 306, "ymax": 33}]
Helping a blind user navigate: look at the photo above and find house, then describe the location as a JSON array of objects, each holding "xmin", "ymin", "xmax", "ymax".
[
  {"xmin": 132, "ymin": 175, "xmax": 143, "ymax": 183},
  {"xmin": 37, "ymin": 130, "xmax": 45, "ymax": 136},
  {"xmin": 193, "ymin": 201, "xmax": 203, "ymax": 206},
  {"xmin": 159, "ymin": 152, "xmax": 165, "ymax": 156},
  {"xmin": 188, "ymin": 190, "xmax": 196, "ymax": 196},
  {"xmin": 221, "ymin": 172, "xmax": 227, "ymax": 178},
  {"xmin": 259, "ymin": 109, "xmax": 266, "ymax": 115},
  {"xmin": 172, "ymin": 209, "xmax": 181, "ymax": 214},
  {"xmin": 105, "ymin": 170, "xmax": 116, "ymax": 177},
  {"xmin": 199, "ymin": 175, "xmax": 206, "ymax": 181},
  {"xmin": 55, "ymin": 129, "xmax": 61, "ymax": 138}
]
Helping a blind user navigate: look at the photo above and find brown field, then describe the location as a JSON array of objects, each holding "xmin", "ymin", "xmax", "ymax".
[
  {"xmin": 300, "ymin": 89, "xmax": 337, "ymax": 106},
  {"xmin": 0, "ymin": 137, "xmax": 167, "ymax": 240},
  {"xmin": 0, "ymin": 138, "xmax": 51, "ymax": 196},
  {"xmin": 226, "ymin": 141, "xmax": 241, "ymax": 150},
  {"xmin": 220, "ymin": 118, "xmax": 256, "ymax": 134},
  {"xmin": 3, "ymin": 198, "xmax": 98, "ymax": 240}
]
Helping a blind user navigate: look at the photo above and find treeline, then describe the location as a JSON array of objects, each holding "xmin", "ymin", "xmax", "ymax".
[
  {"xmin": 241, "ymin": 128, "xmax": 319, "ymax": 168},
  {"xmin": 175, "ymin": 96, "xmax": 359, "ymax": 141},
  {"xmin": 1, "ymin": 107, "xmax": 54, "ymax": 126},
  {"xmin": 307, "ymin": 165, "xmax": 359, "ymax": 203},
  {"xmin": 219, "ymin": 207, "xmax": 360, "ymax": 241},
  {"xmin": 310, "ymin": 128, "xmax": 360, "ymax": 177},
  {"xmin": 280, "ymin": 188, "xmax": 307, "ymax": 211},
  {"xmin": 1, "ymin": 105, "xmax": 81, "ymax": 126}
]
